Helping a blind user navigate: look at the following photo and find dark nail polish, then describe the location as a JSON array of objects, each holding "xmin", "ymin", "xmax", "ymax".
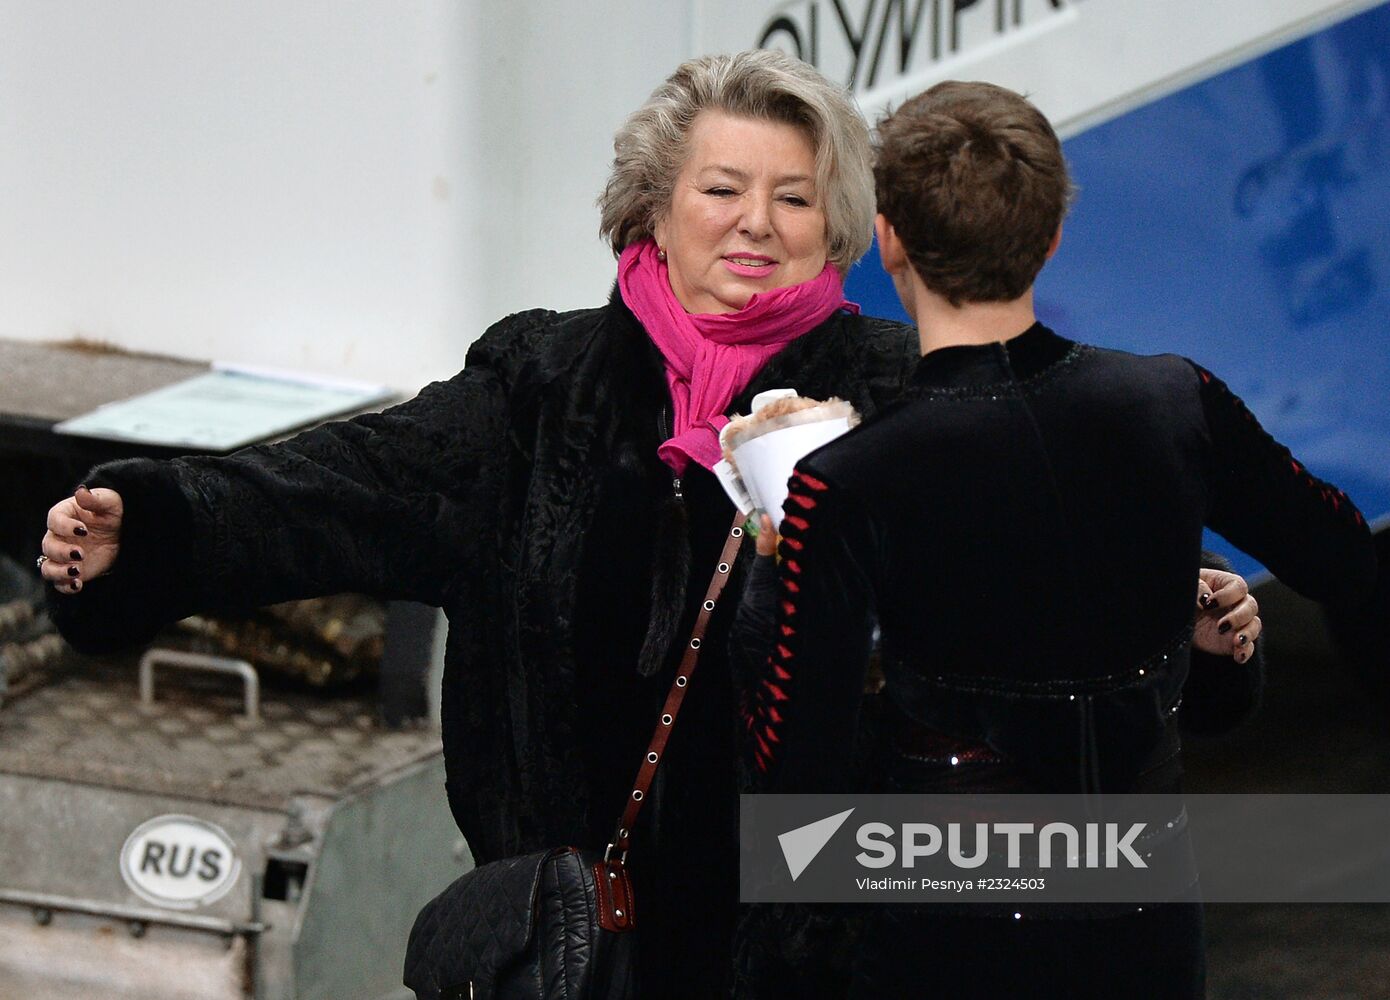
[
  {"xmin": 1199, "ymin": 594, "xmax": 1211, "ymax": 608},
  {"xmin": 74, "ymin": 525, "xmax": 88, "ymax": 537},
  {"xmin": 69, "ymin": 581, "xmax": 79, "ymax": 591},
  {"xmin": 1218, "ymin": 621, "xmax": 1231, "ymax": 634},
  {"xmin": 68, "ymin": 566, "xmax": 80, "ymax": 577},
  {"xmin": 1237, "ymin": 634, "xmax": 1247, "ymax": 646},
  {"xmin": 70, "ymin": 550, "xmax": 82, "ymax": 561}
]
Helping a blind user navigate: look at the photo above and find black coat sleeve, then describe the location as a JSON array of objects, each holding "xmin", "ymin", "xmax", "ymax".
[
  {"xmin": 1193, "ymin": 362, "xmax": 1377, "ymax": 607},
  {"xmin": 737, "ymin": 466, "xmax": 880, "ymax": 793},
  {"xmin": 49, "ymin": 335, "xmax": 513, "ymax": 655},
  {"xmin": 728, "ymin": 552, "xmax": 780, "ymax": 691}
]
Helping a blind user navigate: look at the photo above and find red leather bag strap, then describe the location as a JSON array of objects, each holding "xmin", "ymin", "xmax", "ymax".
[{"xmin": 608, "ymin": 513, "xmax": 747, "ymax": 860}]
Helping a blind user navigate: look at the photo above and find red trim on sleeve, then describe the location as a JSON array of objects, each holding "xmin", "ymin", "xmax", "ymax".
[{"xmin": 748, "ymin": 467, "xmax": 858, "ymax": 779}]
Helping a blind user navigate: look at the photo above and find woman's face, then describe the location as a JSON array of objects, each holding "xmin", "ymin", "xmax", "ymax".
[{"xmin": 655, "ymin": 112, "xmax": 829, "ymax": 315}]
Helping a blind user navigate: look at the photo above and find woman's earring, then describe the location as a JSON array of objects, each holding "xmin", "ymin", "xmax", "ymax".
[{"xmin": 656, "ymin": 246, "xmax": 667, "ymax": 262}]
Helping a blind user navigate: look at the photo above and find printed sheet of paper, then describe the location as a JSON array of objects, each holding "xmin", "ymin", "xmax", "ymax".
[
  {"xmin": 54, "ymin": 365, "xmax": 393, "ymax": 451},
  {"xmin": 731, "ymin": 417, "xmax": 851, "ymax": 531}
]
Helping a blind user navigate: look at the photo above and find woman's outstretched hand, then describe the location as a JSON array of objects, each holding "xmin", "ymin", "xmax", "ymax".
[
  {"xmin": 40, "ymin": 486, "xmax": 124, "ymax": 594},
  {"xmin": 1194, "ymin": 568, "xmax": 1262, "ymax": 662}
]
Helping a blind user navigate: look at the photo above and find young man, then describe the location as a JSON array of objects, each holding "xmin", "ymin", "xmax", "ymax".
[{"xmin": 731, "ymin": 81, "xmax": 1375, "ymax": 999}]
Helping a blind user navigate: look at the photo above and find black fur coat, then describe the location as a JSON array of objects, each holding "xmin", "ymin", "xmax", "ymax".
[{"xmin": 47, "ymin": 290, "xmax": 1262, "ymax": 991}]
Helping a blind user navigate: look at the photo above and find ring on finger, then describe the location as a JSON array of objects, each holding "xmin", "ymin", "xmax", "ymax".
[{"xmin": 36, "ymin": 554, "xmax": 48, "ymax": 571}]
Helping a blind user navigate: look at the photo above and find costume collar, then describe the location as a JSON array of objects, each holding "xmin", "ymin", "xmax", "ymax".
[{"xmin": 908, "ymin": 321, "xmax": 1075, "ymax": 391}]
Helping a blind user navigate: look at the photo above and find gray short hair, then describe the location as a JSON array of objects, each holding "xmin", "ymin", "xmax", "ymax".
[{"xmin": 598, "ymin": 51, "xmax": 874, "ymax": 273}]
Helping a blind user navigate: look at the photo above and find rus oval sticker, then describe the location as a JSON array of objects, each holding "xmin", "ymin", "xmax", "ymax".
[{"xmin": 119, "ymin": 815, "xmax": 242, "ymax": 910}]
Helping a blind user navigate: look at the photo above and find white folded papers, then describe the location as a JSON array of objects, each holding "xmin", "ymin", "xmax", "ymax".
[{"xmin": 715, "ymin": 390, "xmax": 859, "ymax": 531}]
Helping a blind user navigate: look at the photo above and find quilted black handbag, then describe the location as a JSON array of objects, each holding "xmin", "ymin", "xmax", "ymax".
[
  {"xmin": 404, "ymin": 517, "xmax": 747, "ymax": 1000},
  {"xmin": 403, "ymin": 848, "xmax": 638, "ymax": 1000}
]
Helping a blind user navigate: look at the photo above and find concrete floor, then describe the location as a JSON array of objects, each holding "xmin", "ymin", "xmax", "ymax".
[{"xmin": 1185, "ymin": 581, "xmax": 1390, "ymax": 999}]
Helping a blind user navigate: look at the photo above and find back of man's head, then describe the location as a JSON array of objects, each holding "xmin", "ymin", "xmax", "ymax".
[{"xmin": 874, "ymin": 81, "xmax": 1073, "ymax": 307}]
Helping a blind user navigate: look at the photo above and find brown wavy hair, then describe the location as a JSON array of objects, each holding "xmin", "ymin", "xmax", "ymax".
[{"xmin": 874, "ymin": 81, "xmax": 1074, "ymax": 305}]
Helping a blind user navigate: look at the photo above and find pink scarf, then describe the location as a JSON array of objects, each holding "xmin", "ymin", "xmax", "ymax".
[{"xmin": 618, "ymin": 239, "xmax": 857, "ymax": 475}]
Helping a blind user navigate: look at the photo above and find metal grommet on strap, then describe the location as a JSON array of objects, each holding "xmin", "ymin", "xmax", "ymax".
[
  {"xmin": 703, "ymin": 599, "xmax": 716, "ymax": 612},
  {"xmin": 631, "ymin": 789, "xmax": 643, "ymax": 801},
  {"xmin": 690, "ymin": 637, "xmax": 701, "ymax": 649},
  {"xmin": 661, "ymin": 714, "xmax": 673, "ymax": 726},
  {"xmin": 647, "ymin": 751, "xmax": 659, "ymax": 763},
  {"xmin": 718, "ymin": 562, "xmax": 730, "ymax": 574},
  {"xmin": 675, "ymin": 676, "xmax": 687, "ymax": 688},
  {"xmin": 731, "ymin": 526, "xmax": 744, "ymax": 538}
]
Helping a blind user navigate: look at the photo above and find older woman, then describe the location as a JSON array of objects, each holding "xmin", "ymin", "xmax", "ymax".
[{"xmin": 38, "ymin": 52, "xmax": 1257, "ymax": 993}]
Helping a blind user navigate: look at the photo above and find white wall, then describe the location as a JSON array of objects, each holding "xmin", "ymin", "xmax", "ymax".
[
  {"xmin": 0, "ymin": 1, "xmax": 690, "ymax": 392},
  {"xmin": 2, "ymin": 1, "xmax": 1376, "ymax": 392}
]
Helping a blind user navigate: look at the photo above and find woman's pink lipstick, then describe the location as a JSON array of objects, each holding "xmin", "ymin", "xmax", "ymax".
[{"xmin": 722, "ymin": 254, "xmax": 779, "ymax": 278}]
